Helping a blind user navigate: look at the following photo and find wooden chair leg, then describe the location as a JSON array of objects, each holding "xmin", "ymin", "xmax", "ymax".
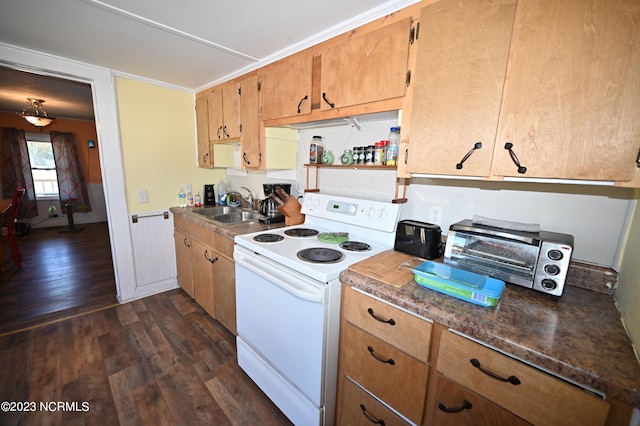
[{"xmin": 8, "ymin": 238, "xmax": 21, "ymax": 269}]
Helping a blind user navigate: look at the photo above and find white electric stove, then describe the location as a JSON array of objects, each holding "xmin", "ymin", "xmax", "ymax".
[{"xmin": 234, "ymin": 193, "xmax": 401, "ymax": 426}]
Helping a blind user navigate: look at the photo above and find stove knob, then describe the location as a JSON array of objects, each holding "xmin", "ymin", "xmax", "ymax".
[
  {"xmin": 366, "ymin": 206, "xmax": 374, "ymax": 216},
  {"xmin": 378, "ymin": 208, "xmax": 387, "ymax": 218},
  {"xmin": 541, "ymin": 279, "xmax": 557, "ymax": 290},
  {"xmin": 348, "ymin": 204, "xmax": 357, "ymax": 214}
]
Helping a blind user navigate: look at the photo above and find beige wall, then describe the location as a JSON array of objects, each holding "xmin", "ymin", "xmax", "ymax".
[
  {"xmin": 616, "ymin": 191, "xmax": 640, "ymax": 350},
  {"xmin": 114, "ymin": 77, "xmax": 224, "ymax": 213}
]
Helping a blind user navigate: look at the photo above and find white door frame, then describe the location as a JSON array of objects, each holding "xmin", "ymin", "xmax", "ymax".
[{"xmin": 1, "ymin": 42, "xmax": 137, "ymax": 302}]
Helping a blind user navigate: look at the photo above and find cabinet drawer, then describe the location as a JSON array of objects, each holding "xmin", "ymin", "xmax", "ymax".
[
  {"xmin": 213, "ymin": 232, "xmax": 234, "ymax": 259},
  {"xmin": 337, "ymin": 377, "xmax": 411, "ymax": 426},
  {"xmin": 341, "ymin": 322, "xmax": 428, "ymax": 424},
  {"xmin": 342, "ymin": 286, "xmax": 431, "ymax": 362},
  {"xmin": 437, "ymin": 330, "xmax": 609, "ymax": 426},
  {"xmin": 428, "ymin": 373, "xmax": 531, "ymax": 426},
  {"xmin": 174, "ymin": 215, "xmax": 214, "ymax": 247}
]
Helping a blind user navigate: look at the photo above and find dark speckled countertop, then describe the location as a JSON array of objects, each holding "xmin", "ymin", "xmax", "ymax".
[{"xmin": 340, "ymin": 251, "xmax": 640, "ymax": 408}]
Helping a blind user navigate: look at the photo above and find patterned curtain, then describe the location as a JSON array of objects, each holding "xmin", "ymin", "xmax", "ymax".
[
  {"xmin": 50, "ymin": 131, "xmax": 92, "ymax": 214},
  {"xmin": 0, "ymin": 127, "xmax": 39, "ymax": 218}
]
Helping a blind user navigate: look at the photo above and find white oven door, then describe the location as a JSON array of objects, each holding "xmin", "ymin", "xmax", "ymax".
[{"xmin": 234, "ymin": 245, "xmax": 329, "ymax": 425}]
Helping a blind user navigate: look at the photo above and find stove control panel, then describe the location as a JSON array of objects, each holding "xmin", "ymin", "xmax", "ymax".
[{"xmin": 302, "ymin": 193, "xmax": 401, "ymax": 233}]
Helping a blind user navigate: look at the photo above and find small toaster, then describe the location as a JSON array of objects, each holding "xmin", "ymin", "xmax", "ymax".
[{"xmin": 394, "ymin": 220, "xmax": 443, "ymax": 260}]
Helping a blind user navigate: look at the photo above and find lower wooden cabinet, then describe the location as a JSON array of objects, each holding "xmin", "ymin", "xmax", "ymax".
[
  {"xmin": 427, "ymin": 373, "xmax": 531, "ymax": 426},
  {"xmin": 337, "ymin": 376, "xmax": 412, "ymax": 426},
  {"xmin": 336, "ymin": 286, "xmax": 431, "ymax": 425},
  {"xmin": 173, "ymin": 217, "xmax": 236, "ymax": 334},
  {"xmin": 335, "ymin": 286, "xmax": 619, "ymax": 426}
]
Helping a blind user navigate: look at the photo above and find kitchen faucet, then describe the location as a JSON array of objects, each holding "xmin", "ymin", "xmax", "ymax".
[{"xmin": 226, "ymin": 186, "xmax": 254, "ymax": 209}]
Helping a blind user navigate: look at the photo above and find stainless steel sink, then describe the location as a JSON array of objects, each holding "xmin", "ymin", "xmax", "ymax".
[
  {"xmin": 212, "ymin": 211, "xmax": 264, "ymax": 224},
  {"xmin": 192, "ymin": 206, "xmax": 265, "ymax": 226}
]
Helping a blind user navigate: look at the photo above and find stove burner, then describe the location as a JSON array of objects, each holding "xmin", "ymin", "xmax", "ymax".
[
  {"xmin": 253, "ymin": 233, "xmax": 285, "ymax": 243},
  {"xmin": 297, "ymin": 247, "xmax": 345, "ymax": 264},
  {"xmin": 339, "ymin": 241, "xmax": 371, "ymax": 252},
  {"xmin": 285, "ymin": 228, "xmax": 319, "ymax": 237}
]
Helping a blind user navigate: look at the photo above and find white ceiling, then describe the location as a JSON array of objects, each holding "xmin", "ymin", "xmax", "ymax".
[{"xmin": 0, "ymin": 0, "xmax": 418, "ymax": 121}]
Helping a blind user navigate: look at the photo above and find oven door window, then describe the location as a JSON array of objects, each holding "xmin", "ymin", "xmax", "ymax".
[{"xmin": 448, "ymin": 233, "xmax": 538, "ymax": 283}]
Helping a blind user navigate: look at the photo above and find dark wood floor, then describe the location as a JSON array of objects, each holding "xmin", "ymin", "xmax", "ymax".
[
  {"xmin": 0, "ymin": 224, "xmax": 293, "ymax": 425},
  {"xmin": 0, "ymin": 288, "xmax": 293, "ymax": 425},
  {"xmin": 0, "ymin": 222, "xmax": 119, "ymax": 336}
]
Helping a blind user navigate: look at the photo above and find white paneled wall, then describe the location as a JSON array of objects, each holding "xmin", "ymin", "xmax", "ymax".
[{"xmin": 128, "ymin": 210, "xmax": 178, "ymax": 299}]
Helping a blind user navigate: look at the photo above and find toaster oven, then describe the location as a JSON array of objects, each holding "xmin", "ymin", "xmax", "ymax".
[{"xmin": 444, "ymin": 219, "xmax": 574, "ymax": 297}]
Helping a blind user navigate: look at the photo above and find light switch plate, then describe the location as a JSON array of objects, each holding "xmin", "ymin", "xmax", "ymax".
[{"xmin": 137, "ymin": 189, "xmax": 148, "ymax": 203}]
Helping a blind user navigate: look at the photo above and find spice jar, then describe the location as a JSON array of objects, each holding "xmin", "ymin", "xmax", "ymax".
[
  {"xmin": 374, "ymin": 141, "xmax": 386, "ymax": 166},
  {"xmin": 310, "ymin": 136, "xmax": 324, "ymax": 164}
]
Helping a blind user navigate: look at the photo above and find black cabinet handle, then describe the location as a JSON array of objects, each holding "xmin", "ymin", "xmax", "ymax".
[
  {"xmin": 204, "ymin": 251, "xmax": 218, "ymax": 264},
  {"xmin": 470, "ymin": 358, "xmax": 521, "ymax": 385},
  {"xmin": 360, "ymin": 404, "xmax": 386, "ymax": 425},
  {"xmin": 202, "ymin": 152, "xmax": 209, "ymax": 164},
  {"xmin": 367, "ymin": 346, "xmax": 395, "ymax": 365},
  {"xmin": 243, "ymin": 152, "xmax": 250, "ymax": 165},
  {"xmin": 438, "ymin": 400, "xmax": 472, "ymax": 413},
  {"xmin": 367, "ymin": 308, "xmax": 396, "ymax": 326},
  {"xmin": 504, "ymin": 142, "xmax": 527, "ymax": 174},
  {"xmin": 297, "ymin": 95, "xmax": 309, "ymax": 113},
  {"xmin": 183, "ymin": 237, "xmax": 191, "ymax": 248},
  {"xmin": 635, "ymin": 147, "xmax": 640, "ymax": 168},
  {"xmin": 322, "ymin": 92, "xmax": 335, "ymax": 108},
  {"xmin": 223, "ymin": 125, "xmax": 229, "ymax": 138},
  {"xmin": 456, "ymin": 142, "xmax": 482, "ymax": 169},
  {"xmin": 217, "ymin": 125, "xmax": 223, "ymax": 139}
]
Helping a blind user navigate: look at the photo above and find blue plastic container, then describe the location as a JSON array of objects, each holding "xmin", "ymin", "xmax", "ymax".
[{"xmin": 412, "ymin": 261, "xmax": 505, "ymax": 307}]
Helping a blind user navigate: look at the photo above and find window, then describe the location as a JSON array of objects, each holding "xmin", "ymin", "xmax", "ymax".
[{"xmin": 26, "ymin": 133, "xmax": 58, "ymax": 198}]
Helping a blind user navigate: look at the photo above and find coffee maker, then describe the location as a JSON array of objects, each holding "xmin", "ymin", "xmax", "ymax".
[
  {"xmin": 204, "ymin": 184, "xmax": 215, "ymax": 206},
  {"xmin": 259, "ymin": 183, "xmax": 291, "ymax": 224}
]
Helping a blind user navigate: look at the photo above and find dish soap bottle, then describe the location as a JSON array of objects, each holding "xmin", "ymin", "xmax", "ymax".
[{"xmin": 218, "ymin": 180, "xmax": 227, "ymax": 206}]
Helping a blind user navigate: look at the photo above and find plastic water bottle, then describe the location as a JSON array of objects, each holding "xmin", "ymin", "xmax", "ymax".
[
  {"xmin": 194, "ymin": 192, "xmax": 201, "ymax": 208},
  {"xmin": 218, "ymin": 180, "xmax": 227, "ymax": 206},
  {"xmin": 187, "ymin": 190, "xmax": 194, "ymax": 207},
  {"xmin": 178, "ymin": 188, "xmax": 187, "ymax": 207},
  {"xmin": 386, "ymin": 127, "xmax": 400, "ymax": 166}
]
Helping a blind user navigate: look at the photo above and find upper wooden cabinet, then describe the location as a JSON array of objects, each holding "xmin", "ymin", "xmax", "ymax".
[
  {"xmin": 408, "ymin": 0, "xmax": 516, "ymax": 177},
  {"xmin": 195, "ymin": 93, "xmax": 213, "ymax": 168},
  {"xmin": 259, "ymin": 55, "xmax": 313, "ymax": 121},
  {"xmin": 208, "ymin": 81, "xmax": 240, "ymax": 142},
  {"xmin": 320, "ymin": 17, "xmax": 413, "ymax": 111},
  {"xmin": 239, "ymin": 74, "xmax": 262, "ymax": 169},
  {"xmin": 408, "ymin": 0, "xmax": 640, "ymax": 183}
]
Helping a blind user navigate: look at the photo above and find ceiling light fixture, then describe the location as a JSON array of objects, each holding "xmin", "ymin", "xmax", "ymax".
[{"xmin": 20, "ymin": 98, "xmax": 56, "ymax": 127}]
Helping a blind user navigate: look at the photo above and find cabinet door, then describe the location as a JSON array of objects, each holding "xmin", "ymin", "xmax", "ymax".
[
  {"xmin": 213, "ymin": 255, "xmax": 236, "ymax": 334},
  {"xmin": 195, "ymin": 93, "xmax": 213, "ymax": 168},
  {"xmin": 427, "ymin": 374, "xmax": 531, "ymax": 426},
  {"xmin": 222, "ymin": 81, "xmax": 240, "ymax": 140},
  {"xmin": 174, "ymin": 229, "xmax": 194, "ymax": 297},
  {"xmin": 239, "ymin": 74, "xmax": 261, "ymax": 169},
  {"xmin": 407, "ymin": 0, "xmax": 517, "ymax": 176},
  {"xmin": 320, "ymin": 18, "xmax": 412, "ymax": 110},
  {"xmin": 207, "ymin": 88, "xmax": 224, "ymax": 142},
  {"xmin": 260, "ymin": 55, "xmax": 313, "ymax": 120},
  {"xmin": 191, "ymin": 240, "xmax": 216, "ymax": 317},
  {"xmin": 491, "ymin": 0, "xmax": 640, "ymax": 181}
]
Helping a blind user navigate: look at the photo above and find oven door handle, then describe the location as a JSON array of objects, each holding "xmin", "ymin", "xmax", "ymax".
[{"xmin": 235, "ymin": 249, "xmax": 324, "ymax": 303}]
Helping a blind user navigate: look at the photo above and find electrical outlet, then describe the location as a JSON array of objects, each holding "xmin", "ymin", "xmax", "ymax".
[{"xmin": 430, "ymin": 206, "xmax": 443, "ymax": 227}]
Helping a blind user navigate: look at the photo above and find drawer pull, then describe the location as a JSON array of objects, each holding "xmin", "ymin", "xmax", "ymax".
[
  {"xmin": 470, "ymin": 358, "xmax": 521, "ymax": 385},
  {"xmin": 367, "ymin": 346, "xmax": 395, "ymax": 365},
  {"xmin": 367, "ymin": 308, "xmax": 396, "ymax": 326},
  {"xmin": 359, "ymin": 404, "xmax": 386, "ymax": 425},
  {"xmin": 438, "ymin": 400, "xmax": 472, "ymax": 413}
]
